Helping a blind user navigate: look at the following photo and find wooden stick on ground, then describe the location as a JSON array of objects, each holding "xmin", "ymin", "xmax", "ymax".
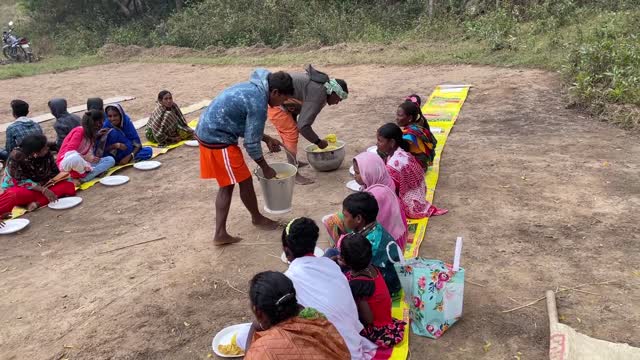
[
  {"xmin": 546, "ymin": 290, "xmax": 559, "ymax": 327},
  {"xmin": 99, "ymin": 237, "xmax": 167, "ymax": 254},
  {"xmin": 226, "ymin": 280, "xmax": 247, "ymax": 295},
  {"xmin": 502, "ymin": 280, "xmax": 616, "ymax": 313},
  {"xmin": 465, "ymin": 280, "xmax": 487, "ymax": 287}
]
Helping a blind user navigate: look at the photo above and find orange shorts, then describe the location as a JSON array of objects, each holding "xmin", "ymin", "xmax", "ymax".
[
  {"xmin": 268, "ymin": 106, "xmax": 299, "ymax": 156},
  {"xmin": 199, "ymin": 145, "xmax": 251, "ymax": 187}
]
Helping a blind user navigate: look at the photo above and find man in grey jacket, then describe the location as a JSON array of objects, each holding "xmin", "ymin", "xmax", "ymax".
[
  {"xmin": 268, "ymin": 65, "xmax": 348, "ymax": 183},
  {"xmin": 291, "ymin": 65, "xmax": 348, "ymax": 149}
]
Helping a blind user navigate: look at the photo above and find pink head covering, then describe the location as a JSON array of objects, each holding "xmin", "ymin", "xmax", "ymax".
[
  {"xmin": 367, "ymin": 184, "xmax": 408, "ymax": 251},
  {"xmin": 354, "ymin": 152, "xmax": 396, "ymax": 192}
]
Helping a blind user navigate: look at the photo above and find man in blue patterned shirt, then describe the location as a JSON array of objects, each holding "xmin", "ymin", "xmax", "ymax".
[
  {"xmin": 196, "ymin": 69, "xmax": 293, "ymax": 245},
  {"xmin": 1, "ymin": 100, "xmax": 44, "ymax": 161}
]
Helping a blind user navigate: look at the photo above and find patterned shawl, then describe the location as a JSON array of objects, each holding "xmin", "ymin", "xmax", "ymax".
[
  {"xmin": 147, "ymin": 102, "xmax": 192, "ymax": 145},
  {"xmin": 245, "ymin": 312, "xmax": 350, "ymax": 360}
]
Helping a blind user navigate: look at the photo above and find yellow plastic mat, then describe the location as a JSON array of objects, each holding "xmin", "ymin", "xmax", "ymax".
[{"xmin": 382, "ymin": 85, "xmax": 470, "ymax": 360}]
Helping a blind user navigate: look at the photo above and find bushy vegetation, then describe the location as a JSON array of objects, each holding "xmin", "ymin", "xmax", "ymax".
[
  {"xmin": 5, "ymin": 0, "xmax": 640, "ymax": 128},
  {"xmin": 563, "ymin": 10, "xmax": 640, "ymax": 127}
]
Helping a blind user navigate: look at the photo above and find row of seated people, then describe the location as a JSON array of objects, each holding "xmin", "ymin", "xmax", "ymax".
[
  {"xmin": 0, "ymin": 90, "xmax": 195, "ymax": 218},
  {"xmin": 1, "ymin": 90, "xmax": 195, "ymax": 162}
]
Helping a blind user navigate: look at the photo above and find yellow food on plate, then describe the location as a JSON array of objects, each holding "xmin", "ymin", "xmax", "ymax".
[
  {"xmin": 325, "ymin": 134, "xmax": 337, "ymax": 143},
  {"xmin": 312, "ymin": 145, "xmax": 339, "ymax": 153},
  {"xmin": 218, "ymin": 332, "xmax": 244, "ymax": 356}
]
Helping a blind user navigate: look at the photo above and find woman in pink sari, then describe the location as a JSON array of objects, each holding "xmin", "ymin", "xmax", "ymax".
[
  {"xmin": 323, "ymin": 152, "xmax": 408, "ymax": 250},
  {"xmin": 376, "ymin": 123, "xmax": 447, "ymax": 219}
]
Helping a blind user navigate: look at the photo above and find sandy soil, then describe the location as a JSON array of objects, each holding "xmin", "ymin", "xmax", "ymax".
[{"xmin": 0, "ymin": 63, "xmax": 638, "ymax": 360}]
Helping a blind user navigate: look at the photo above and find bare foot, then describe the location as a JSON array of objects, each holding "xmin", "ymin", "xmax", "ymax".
[
  {"xmin": 295, "ymin": 174, "xmax": 315, "ymax": 185},
  {"xmin": 252, "ymin": 215, "xmax": 279, "ymax": 230},
  {"xmin": 213, "ymin": 233, "xmax": 243, "ymax": 246},
  {"xmin": 71, "ymin": 179, "xmax": 81, "ymax": 187},
  {"xmin": 26, "ymin": 202, "xmax": 39, "ymax": 212}
]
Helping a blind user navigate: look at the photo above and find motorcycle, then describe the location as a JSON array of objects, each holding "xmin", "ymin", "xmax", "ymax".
[{"xmin": 2, "ymin": 21, "xmax": 34, "ymax": 63}]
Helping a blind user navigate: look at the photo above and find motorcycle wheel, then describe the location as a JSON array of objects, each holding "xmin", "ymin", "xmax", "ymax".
[
  {"xmin": 17, "ymin": 47, "xmax": 28, "ymax": 62},
  {"xmin": 2, "ymin": 47, "xmax": 16, "ymax": 61}
]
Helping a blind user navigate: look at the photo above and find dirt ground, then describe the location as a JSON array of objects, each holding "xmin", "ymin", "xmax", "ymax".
[{"xmin": 0, "ymin": 63, "xmax": 638, "ymax": 360}]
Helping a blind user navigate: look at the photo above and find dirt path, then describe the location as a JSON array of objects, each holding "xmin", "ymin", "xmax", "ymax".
[{"xmin": 0, "ymin": 63, "xmax": 638, "ymax": 360}]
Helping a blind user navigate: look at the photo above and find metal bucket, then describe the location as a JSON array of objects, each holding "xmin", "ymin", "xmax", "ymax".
[{"xmin": 255, "ymin": 162, "xmax": 297, "ymax": 214}]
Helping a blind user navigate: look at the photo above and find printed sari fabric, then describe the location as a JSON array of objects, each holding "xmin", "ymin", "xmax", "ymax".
[
  {"xmin": 246, "ymin": 309, "xmax": 350, "ymax": 360},
  {"xmin": 402, "ymin": 123, "xmax": 436, "ymax": 171},
  {"xmin": 145, "ymin": 102, "xmax": 194, "ymax": 146},
  {"xmin": 386, "ymin": 148, "xmax": 444, "ymax": 219}
]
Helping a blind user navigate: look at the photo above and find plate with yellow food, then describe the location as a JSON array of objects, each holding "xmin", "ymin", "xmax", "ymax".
[{"xmin": 212, "ymin": 323, "xmax": 251, "ymax": 358}]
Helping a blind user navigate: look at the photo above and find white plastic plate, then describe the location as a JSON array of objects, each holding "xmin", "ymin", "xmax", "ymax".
[
  {"xmin": 346, "ymin": 179, "xmax": 361, "ymax": 192},
  {"xmin": 133, "ymin": 161, "xmax": 161, "ymax": 171},
  {"xmin": 99, "ymin": 175, "xmax": 130, "ymax": 186},
  {"xmin": 48, "ymin": 196, "xmax": 83, "ymax": 210},
  {"xmin": 0, "ymin": 219, "xmax": 30, "ymax": 235},
  {"xmin": 212, "ymin": 323, "xmax": 251, "ymax": 358},
  {"xmin": 184, "ymin": 140, "xmax": 199, "ymax": 147}
]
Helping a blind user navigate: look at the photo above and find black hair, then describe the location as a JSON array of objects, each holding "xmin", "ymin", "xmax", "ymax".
[
  {"xmin": 11, "ymin": 99, "xmax": 29, "ymax": 118},
  {"xmin": 335, "ymin": 78, "xmax": 348, "ymax": 94},
  {"xmin": 249, "ymin": 271, "xmax": 298, "ymax": 326},
  {"xmin": 19, "ymin": 134, "xmax": 48, "ymax": 155},
  {"xmin": 343, "ymin": 192, "xmax": 378, "ymax": 224},
  {"xmin": 340, "ymin": 233, "xmax": 372, "ymax": 271},
  {"xmin": 81, "ymin": 110, "xmax": 104, "ymax": 143},
  {"xmin": 268, "ymin": 71, "xmax": 295, "ymax": 96},
  {"xmin": 378, "ymin": 123, "xmax": 410, "ymax": 152},
  {"xmin": 399, "ymin": 94, "xmax": 429, "ymax": 128},
  {"xmin": 157, "ymin": 90, "xmax": 171, "ymax": 101},
  {"xmin": 86, "ymin": 97, "xmax": 104, "ymax": 112},
  {"xmin": 281, "ymin": 217, "xmax": 318, "ymax": 258}
]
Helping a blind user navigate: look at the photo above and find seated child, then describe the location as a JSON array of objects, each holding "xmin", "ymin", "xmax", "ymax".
[
  {"xmin": 341, "ymin": 233, "xmax": 406, "ymax": 348},
  {"xmin": 395, "ymin": 94, "xmax": 437, "ymax": 172},
  {"xmin": 283, "ymin": 217, "xmax": 377, "ymax": 360},
  {"xmin": 332, "ymin": 192, "xmax": 401, "ymax": 295}
]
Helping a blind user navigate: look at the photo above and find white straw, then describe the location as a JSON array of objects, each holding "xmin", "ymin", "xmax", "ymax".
[{"xmin": 453, "ymin": 236, "xmax": 463, "ymax": 271}]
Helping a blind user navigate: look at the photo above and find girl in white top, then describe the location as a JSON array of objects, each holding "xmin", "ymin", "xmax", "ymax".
[{"xmin": 283, "ymin": 217, "xmax": 377, "ymax": 360}]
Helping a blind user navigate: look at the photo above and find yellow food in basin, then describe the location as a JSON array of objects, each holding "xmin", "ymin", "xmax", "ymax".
[
  {"xmin": 312, "ymin": 145, "xmax": 339, "ymax": 152},
  {"xmin": 325, "ymin": 134, "xmax": 337, "ymax": 143},
  {"xmin": 218, "ymin": 332, "xmax": 244, "ymax": 356}
]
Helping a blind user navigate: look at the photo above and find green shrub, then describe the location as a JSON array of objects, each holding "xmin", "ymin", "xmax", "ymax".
[
  {"xmin": 564, "ymin": 11, "xmax": 640, "ymax": 107},
  {"xmin": 108, "ymin": 20, "xmax": 156, "ymax": 47},
  {"xmin": 162, "ymin": 0, "xmax": 292, "ymax": 48},
  {"xmin": 52, "ymin": 25, "xmax": 107, "ymax": 55},
  {"xmin": 465, "ymin": 7, "xmax": 517, "ymax": 51}
]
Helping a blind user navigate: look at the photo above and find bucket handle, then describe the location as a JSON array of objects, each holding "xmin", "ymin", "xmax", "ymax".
[
  {"xmin": 386, "ymin": 241, "xmax": 405, "ymax": 266},
  {"xmin": 255, "ymin": 145, "xmax": 299, "ymax": 180},
  {"xmin": 266, "ymin": 145, "xmax": 298, "ymax": 168}
]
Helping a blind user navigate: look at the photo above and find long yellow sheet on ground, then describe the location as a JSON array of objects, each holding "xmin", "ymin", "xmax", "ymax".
[{"xmin": 381, "ymin": 85, "xmax": 470, "ymax": 360}]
